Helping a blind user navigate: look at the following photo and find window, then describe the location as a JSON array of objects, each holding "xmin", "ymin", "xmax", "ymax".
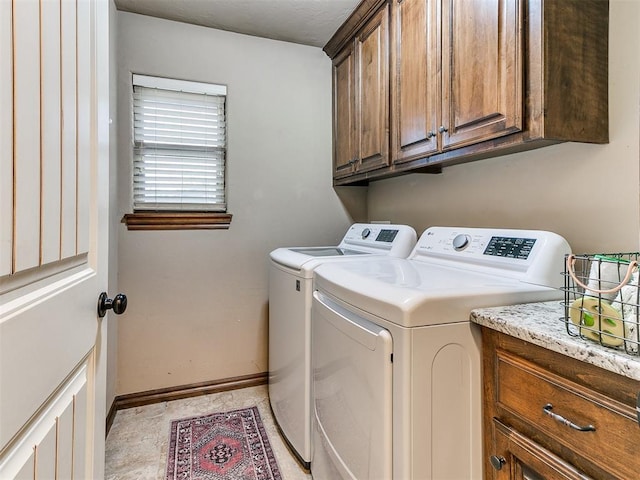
[{"xmin": 122, "ymin": 74, "xmax": 232, "ymax": 230}]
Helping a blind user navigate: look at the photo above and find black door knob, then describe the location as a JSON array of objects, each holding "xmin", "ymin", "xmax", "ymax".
[{"xmin": 97, "ymin": 292, "xmax": 128, "ymax": 318}]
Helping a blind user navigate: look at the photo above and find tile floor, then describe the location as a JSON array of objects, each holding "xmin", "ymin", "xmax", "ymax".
[{"xmin": 105, "ymin": 385, "xmax": 312, "ymax": 480}]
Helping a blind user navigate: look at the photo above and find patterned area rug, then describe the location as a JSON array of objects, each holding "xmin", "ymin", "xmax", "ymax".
[{"xmin": 165, "ymin": 406, "xmax": 282, "ymax": 480}]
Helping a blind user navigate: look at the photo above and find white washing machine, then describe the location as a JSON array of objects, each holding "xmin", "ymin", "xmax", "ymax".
[
  {"xmin": 311, "ymin": 226, "xmax": 571, "ymax": 480},
  {"xmin": 269, "ymin": 223, "xmax": 417, "ymax": 467}
]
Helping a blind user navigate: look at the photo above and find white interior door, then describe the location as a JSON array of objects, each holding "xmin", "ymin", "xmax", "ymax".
[{"xmin": 0, "ymin": 0, "xmax": 110, "ymax": 478}]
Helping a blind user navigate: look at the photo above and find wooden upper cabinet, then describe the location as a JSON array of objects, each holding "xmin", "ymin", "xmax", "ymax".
[
  {"xmin": 326, "ymin": 0, "xmax": 608, "ymax": 185},
  {"xmin": 330, "ymin": 1, "xmax": 390, "ymax": 180},
  {"xmin": 528, "ymin": 0, "xmax": 609, "ymax": 143},
  {"xmin": 332, "ymin": 44, "xmax": 356, "ymax": 179},
  {"xmin": 355, "ymin": 4, "xmax": 390, "ymax": 173},
  {"xmin": 391, "ymin": 0, "xmax": 439, "ymax": 164},
  {"xmin": 392, "ymin": 0, "xmax": 521, "ymax": 163},
  {"xmin": 441, "ymin": 0, "xmax": 522, "ymax": 149}
]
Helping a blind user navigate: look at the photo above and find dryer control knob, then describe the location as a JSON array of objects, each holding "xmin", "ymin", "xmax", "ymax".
[
  {"xmin": 362, "ymin": 228, "xmax": 371, "ymax": 239},
  {"xmin": 452, "ymin": 234, "xmax": 470, "ymax": 251}
]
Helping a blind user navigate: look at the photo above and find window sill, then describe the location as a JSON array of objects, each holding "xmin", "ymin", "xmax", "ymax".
[{"xmin": 122, "ymin": 212, "xmax": 232, "ymax": 231}]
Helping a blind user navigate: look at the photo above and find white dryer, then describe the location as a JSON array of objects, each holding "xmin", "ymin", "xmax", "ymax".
[
  {"xmin": 269, "ymin": 223, "xmax": 417, "ymax": 467},
  {"xmin": 311, "ymin": 226, "xmax": 571, "ymax": 480}
]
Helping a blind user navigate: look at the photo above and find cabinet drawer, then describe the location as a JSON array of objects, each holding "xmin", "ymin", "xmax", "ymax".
[
  {"xmin": 495, "ymin": 349, "xmax": 640, "ymax": 479},
  {"xmin": 492, "ymin": 419, "xmax": 592, "ymax": 480}
]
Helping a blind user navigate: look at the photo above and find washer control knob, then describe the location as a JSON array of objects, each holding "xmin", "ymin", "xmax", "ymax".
[
  {"xmin": 452, "ymin": 234, "xmax": 470, "ymax": 251},
  {"xmin": 362, "ymin": 228, "xmax": 371, "ymax": 239}
]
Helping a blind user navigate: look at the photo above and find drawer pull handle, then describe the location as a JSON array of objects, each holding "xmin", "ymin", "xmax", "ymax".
[{"xmin": 543, "ymin": 404, "xmax": 596, "ymax": 432}]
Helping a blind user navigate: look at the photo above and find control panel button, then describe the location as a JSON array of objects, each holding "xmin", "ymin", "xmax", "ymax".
[
  {"xmin": 483, "ymin": 237, "xmax": 536, "ymax": 259},
  {"xmin": 375, "ymin": 229, "xmax": 399, "ymax": 243},
  {"xmin": 362, "ymin": 228, "xmax": 371, "ymax": 239},
  {"xmin": 452, "ymin": 234, "xmax": 470, "ymax": 251}
]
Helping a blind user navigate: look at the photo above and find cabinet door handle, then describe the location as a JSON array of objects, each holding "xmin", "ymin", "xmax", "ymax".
[
  {"xmin": 427, "ymin": 131, "xmax": 436, "ymax": 139},
  {"xmin": 438, "ymin": 125, "xmax": 448, "ymax": 133},
  {"xmin": 489, "ymin": 455, "xmax": 506, "ymax": 471},
  {"xmin": 542, "ymin": 404, "xmax": 596, "ymax": 432}
]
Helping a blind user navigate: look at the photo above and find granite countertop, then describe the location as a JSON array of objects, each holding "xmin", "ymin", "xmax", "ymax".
[{"xmin": 470, "ymin": 301, "xmax": 640, "ymax": 382}]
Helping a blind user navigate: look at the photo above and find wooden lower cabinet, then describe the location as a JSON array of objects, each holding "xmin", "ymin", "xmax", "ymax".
[
  {"xmin": 492, "ymin": 420, "xmax": 591, "ymax": 480},
  {"xmin": 482, "ymin": 328, "xmax": 640, "ymax": 480}
]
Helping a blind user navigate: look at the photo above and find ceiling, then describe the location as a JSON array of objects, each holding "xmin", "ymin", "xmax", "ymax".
[{"xmin": 114, "ymin": 0, "xmax": 361, "ymax": 48}]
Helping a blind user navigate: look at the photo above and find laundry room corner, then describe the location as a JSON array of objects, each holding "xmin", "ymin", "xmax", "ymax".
[{"xmin": 334, "ymin": 185, "xmax": 369, "ymax": 224}]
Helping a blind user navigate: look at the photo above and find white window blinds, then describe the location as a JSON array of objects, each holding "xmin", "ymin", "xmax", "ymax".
[{"xmin": 132, "ymin": 75, "xmax": 227, "ymax": 212}]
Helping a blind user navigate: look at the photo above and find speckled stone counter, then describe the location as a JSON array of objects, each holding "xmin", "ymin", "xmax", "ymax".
[{"xmin": 471, "ymin": 301, "xmax": 640, "ymax": 382}]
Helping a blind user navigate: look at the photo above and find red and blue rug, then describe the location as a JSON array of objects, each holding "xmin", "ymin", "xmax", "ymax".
[{"xmin": 165, "ymin": 406, "xmax": 282, "ymax": 480}]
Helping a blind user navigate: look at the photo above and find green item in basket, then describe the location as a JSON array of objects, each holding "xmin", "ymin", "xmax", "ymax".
[
  {"xmin": 592, "ymin": 254, "xmax": 631, "ymax": 264},
  {"xmin": 581, "ymin": 312, "xmax": 595, "ymax": 327},
  {"xmin": 569, "ymin": 297, "xmax": 624, "ymax": 347}
]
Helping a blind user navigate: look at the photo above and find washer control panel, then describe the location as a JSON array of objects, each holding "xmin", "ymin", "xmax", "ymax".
[
  {"xmin": 411, "ymin": 226, "xmax": 571, "ymax": 286},
  {"xmin": 340, "ymin": 224, "xmax": 417, "ymax": 257},
  {"xmin": 375, "ymin": 229, "xmax": 399, "ymax": 243},
  {"xmin": 416, "ymin": 228, "xmax": 540, "ymax": 259},
  {"xmin": 483, "ymin": 236, "xmax": 536, "ymax": 260}
]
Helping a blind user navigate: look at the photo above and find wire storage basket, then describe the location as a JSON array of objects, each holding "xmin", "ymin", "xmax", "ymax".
[{"xmin": 562, "ymin": 253, "xmax": 640, "ymax": 355}]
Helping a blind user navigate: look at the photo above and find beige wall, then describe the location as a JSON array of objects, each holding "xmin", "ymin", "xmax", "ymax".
[
  {"xmin": 115, "ymin": 12, "xmax": 366, "ymax": 395},
  {"xmin": 369, "ymin": 0, "xmax": 640, "ymax": 255}
]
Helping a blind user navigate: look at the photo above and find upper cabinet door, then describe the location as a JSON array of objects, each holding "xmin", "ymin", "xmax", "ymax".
[
  {"xmin": 391, "ymin": 0, "xmax": 439, "ymax": 165},
  {"xmin": 441, "ymin": 0, "xmax": 523, "ymax": 150},
  {"xmin": 355, "ymin": 4, "xmax": 390, "ymax": 173},
  {"xmin": 332, "ymin": 43, "xmax": 356, "ymax": 179}
]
